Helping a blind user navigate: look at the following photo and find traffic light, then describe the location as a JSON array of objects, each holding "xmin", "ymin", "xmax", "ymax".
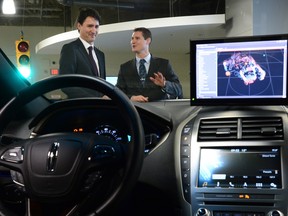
[{"xmin": 15, "ymin": 39, "xmax": 31, "ymax": 78}]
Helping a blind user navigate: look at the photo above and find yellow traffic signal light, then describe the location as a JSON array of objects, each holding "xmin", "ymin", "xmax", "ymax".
[{"xmin": 15, "ymin": 39, "xmax": 31, "ymax": 78}]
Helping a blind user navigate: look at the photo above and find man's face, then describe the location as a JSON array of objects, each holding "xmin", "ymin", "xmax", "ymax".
[
  {"xmin": 77, "ymin": 16, "xmax": 99, "ymax": 44},
  {"xmin": 131, "ymin": 31, "xmax": 150, "ymax": 54}
]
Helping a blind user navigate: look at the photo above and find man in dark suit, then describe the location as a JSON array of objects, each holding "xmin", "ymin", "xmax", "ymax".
[
  {"xmin": 59, "ymin": 8, "xmax": 106, "ymax": 98},
  {"xmin": 116, "ymin": 27, "xmax": 183, "ymax": 102}
]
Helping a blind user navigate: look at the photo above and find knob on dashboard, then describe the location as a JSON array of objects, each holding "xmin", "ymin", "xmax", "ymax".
[
  {"xmin": 196, "ymin": 208, "xmax": 210, "ymax": 216},
  {"xmin": 267, "ymin": 210, "xmax": 283, "ymax": 216}
]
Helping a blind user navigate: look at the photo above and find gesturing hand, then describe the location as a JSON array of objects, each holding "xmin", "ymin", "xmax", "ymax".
[{"xmin": 149, "ymin": 72, "xmax": 166, "ymax": 88}]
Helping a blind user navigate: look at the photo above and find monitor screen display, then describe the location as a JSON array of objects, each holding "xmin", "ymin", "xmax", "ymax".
[
  {"xmin": 106, "ymin": 76, "xmax": 118, "ymax": 86},
  {"xmin": 190, "ymin": 34, "xmax": 288, "ymax": 106},
  {"xmin": 198, "ymin": 147, "xmax": 281, "ymax": 189}
]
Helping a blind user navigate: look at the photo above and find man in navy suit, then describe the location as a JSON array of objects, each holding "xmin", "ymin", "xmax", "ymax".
[
  {"xmin": 59, "ymin": 8, "xmax": 106, "ymax": 98},
  {"xmin": 116, "ymin": 27, "xmax": 183, "ymax": 102}
]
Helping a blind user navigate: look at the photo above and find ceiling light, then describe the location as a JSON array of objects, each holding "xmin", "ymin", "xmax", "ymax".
[{"xmin": 2, "ymin": 0, "xmax": 16, "ymax": 14}]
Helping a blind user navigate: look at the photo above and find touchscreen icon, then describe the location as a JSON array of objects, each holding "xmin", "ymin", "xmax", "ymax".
[
  {"xmin": 229, "ymin": 182, "xmax": 235, "ymax": 187},
  {"xmin": 202, "ymin": 182, "xmax": 208, "ymax": 187},
  {"xmin": 184, "ymin": 128, "xmax": 191, "ymax": 133},
  {"xmin": 270, "ymin": 183, "xmax": 277, "ymax": 188},
  {"xmin": 256, "ymin": 183, "xmax": 263, "ymax": 188}
]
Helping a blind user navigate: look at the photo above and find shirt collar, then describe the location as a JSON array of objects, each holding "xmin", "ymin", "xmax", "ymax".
[
  {"xmin": 136, "ymin": 53, "xmax": 151, "ymax": 64},
  {"xmin": 79, "ymin": 37, "xmax": 93, "ymax": 50}
]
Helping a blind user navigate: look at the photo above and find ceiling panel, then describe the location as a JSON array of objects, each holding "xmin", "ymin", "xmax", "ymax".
[{"xmin": 0, "ymin": 0, "xmax": 225, "ymax": 26}]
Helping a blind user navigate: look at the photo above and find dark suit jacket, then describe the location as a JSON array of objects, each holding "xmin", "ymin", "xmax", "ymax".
[
  {"xmin": 59, "ymin": 38, "xmax": 106, "ymax": 98},
  {"xmin": 116, "ymin": 56, "xmax": 183, "ymax": 101}
]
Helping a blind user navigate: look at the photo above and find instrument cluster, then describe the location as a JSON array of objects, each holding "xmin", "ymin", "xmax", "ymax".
[
  {"xmin": 30, "ymin": 100, "xmax": 171, "ymax": 154},
  {"xmin": 72, "ymin": 124, "xmax": 129, "ymax": 144}
]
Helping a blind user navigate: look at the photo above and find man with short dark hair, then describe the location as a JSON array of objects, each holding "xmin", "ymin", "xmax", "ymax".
[
  {"xmin": 59, "ymin": 8, "xmax": 106, "ymax": 98},
  {"xmin": 116, "ymin": 27, "xmax": 183, "ymax": 102}
]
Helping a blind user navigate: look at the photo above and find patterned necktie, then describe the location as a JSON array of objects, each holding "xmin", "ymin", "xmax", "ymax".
[
  {"xmin": 88, "ymin": 46, "xmax": 99, "ymax": 77},
  {"xmin": 139, "ymin": 59, "xmax": 146, "ymax": 86}
]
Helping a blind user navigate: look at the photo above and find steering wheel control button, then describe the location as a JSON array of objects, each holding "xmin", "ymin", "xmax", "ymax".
[
  {"xmin": 10, "ymin": 170, "xmax": 25, "ymax": 188},
  {"xmin": 1, "ymin": 147, "xmax": 23, "ymax": 163},
  {"xmin": 82, "ymin": 170, "xmax": 103, "ymax": 192},
  {"xmin": 91, "ymin": 145, "xmax": 116, "ymax": 160}
]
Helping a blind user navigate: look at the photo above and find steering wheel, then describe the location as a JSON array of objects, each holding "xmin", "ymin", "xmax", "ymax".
[{"xmin": 0, "ymin": 74, "xmax": 145, "ymax": 215}]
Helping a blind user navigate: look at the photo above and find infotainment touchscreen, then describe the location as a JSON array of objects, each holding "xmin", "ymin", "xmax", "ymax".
[
  {"xmin": 198, "ymin": 147, "xmax": 281, "ymax": 189},
  {"xmin": 190, "ymin": 34, "xmax": 288, "ymax": 106}
]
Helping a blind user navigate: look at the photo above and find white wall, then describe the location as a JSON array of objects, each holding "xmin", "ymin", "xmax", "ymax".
[
  {"xmin": 253, "ymin": 0, "xmax": 288, "ymax": 35},
  {"xmin": 226, "ymin": 0, "xmax": 288, "ymax": 37},
  {"xmin": 225, "ymin": 0, "xmax": 253, "ymax": 37},
  {"xmin": 0, "ymin": 26, "xmax": 70, "ymax": 83}
]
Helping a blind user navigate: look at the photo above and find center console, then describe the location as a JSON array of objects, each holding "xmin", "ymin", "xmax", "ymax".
[
  {"xmin": 182, "ymin": 32, "xmax": 288, "ymax": 216},
  {"xmin": 178, "ymin": 106, "xmax": 288, "ymax": 216}
]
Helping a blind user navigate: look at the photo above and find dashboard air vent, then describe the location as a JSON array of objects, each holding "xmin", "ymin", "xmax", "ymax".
[
  {"xmin": 198, "ymin": 118, "xmax": 238, "ymax": 141},
  {"xmin": 198, "ymin": 117, "xmax": 284, "ymax": 141},
  {"xmin": 241, "ymin": 117, "xmax": 283, "ymax": 140}
]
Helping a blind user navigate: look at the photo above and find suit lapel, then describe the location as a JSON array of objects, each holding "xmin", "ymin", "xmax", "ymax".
[
  {"xmin": 95, "ymin": 48, "xmax": 104, "ymax": 76},
  {"xmin": 147, "ymin": 57, "xmax": 158, "ymax": 77},
  {"xmin": 132, "ymin": 59, "xmax": 140, "ymax": 80},
  {"xmin": 124, "ymin": 59, "xmax": 141, "ymax": 86},
  {"xmin": 76, "ymin": 39, "xmax": 92, "ymax": 69}
]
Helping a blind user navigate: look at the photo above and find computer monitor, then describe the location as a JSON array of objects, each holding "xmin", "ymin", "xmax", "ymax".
[{"xmin": 190, "ymin": 34, "xmax": 288, "ymax": 106}]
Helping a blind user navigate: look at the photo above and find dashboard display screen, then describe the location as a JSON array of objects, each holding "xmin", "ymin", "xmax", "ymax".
[{"xmin": 198, "ymin": 147, "xmax": 281, "ymax": 189}]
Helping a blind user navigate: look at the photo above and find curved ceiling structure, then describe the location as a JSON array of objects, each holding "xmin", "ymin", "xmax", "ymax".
[{"xmin": 35, "ymin": 14, "xmax": 226, "ymax": 55}]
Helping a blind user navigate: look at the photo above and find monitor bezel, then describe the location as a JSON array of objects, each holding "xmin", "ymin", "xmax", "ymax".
[{"xmin": 190, "ymin": 34, "xmax": 288, "ymax": 106}]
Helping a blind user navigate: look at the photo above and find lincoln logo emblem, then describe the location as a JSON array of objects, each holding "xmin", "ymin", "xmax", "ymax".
[{"xmin": 47, "ymin": 142, "xmax": 60, "ymax": 172}]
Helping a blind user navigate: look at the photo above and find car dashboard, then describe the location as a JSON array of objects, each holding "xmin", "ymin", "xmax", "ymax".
[
  {"xmin": 176, "ymin": 105, "xmax": 287, "ymax": 216},
  {"xmin": 1, "ymin": 99, "xmax": 288, "ymax": 216}
]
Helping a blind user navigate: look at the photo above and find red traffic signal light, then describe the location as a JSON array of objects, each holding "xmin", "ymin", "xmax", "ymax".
[
  {"xmin": 15, "ymin": 40, "xmax": 30, "ymax": 67},
  {"xmin": 17, "ymin": 41, "xmax": 29, "ymax": 52}
]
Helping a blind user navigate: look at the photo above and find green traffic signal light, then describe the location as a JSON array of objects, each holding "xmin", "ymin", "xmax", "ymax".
[{"xmin": 19, "ymin": 54, "xmax": 30, "ymax": 65}]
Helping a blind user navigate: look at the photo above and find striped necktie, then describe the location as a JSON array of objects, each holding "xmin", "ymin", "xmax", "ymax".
[{"xmin": 139, "ymin": 59, "xmax": 146, "ymax": 86}]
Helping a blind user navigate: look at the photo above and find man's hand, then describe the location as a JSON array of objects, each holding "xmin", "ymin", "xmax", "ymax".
[
  {"xmin": 130, "ymin": 95, "xmax": 149, "ymax": 102},
  {"xmin": 102, "ymin": 95, "xmax": 111, "ymax": 100},
  {"xmin": 149, "ymin": 72, "xmax": 166, "ymax": 88}
]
